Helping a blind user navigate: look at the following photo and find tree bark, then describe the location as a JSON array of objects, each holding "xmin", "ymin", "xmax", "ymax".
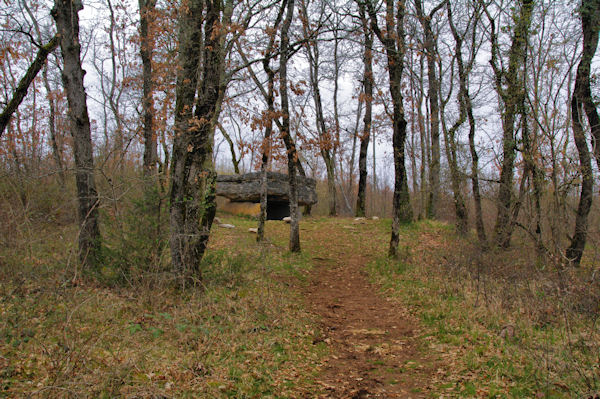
[
  {"xmin": 51, "ymin": 0, "xmax": 101, "ymax": 268},
  {"xmin": 486, "ymin": 0, "xmax": 534, "ymax": 248},
  {"xmin": 566, "ymin": 0, "xmax": 600, "ymax": 266},
  {"xmin": 0, "ymin": 36, "xmax": 59, "ymax": 139},
  {"xmin": 366, "ymin": 0, "xmax": 413, "ymax": 258},
  {"xmin": 280, "ymin": 0, "xmax": 300, "ymax": 252},
  {"xmin": 139, "ymin": 0, "xmax": 157, "ymax": 177},
  {"xmin": 356, "ymin": 2, "xmax": 373, "ymax": 217},
  {"xmin": 415, "ymin": 0, "xmax": 445, "ymax": 220},
  {"xmin": 170, "ymin": 0, "xmax": 229, "ymax": 277},
  {"xmin": 580, "ymin": 0, "xmax": 600, "ymax": 171}
]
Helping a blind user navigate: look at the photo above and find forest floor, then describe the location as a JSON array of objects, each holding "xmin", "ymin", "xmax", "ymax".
[
  {"xmin": 298, "ymin": 219, "xmax": 435, "ymax": 398},
  {"xmin": 1, "ymin": 213, "xmax": 598, "ymax": 397}
]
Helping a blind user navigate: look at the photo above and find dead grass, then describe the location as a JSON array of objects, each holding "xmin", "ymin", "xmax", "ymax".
[
  {"xmin": 366, "ymin": 219, "xmax": 600, "ymax": 398},
  {"xmin": 2, "ymin": 205, "xmax": 599, "ymax": 398},
  {"xmin": 0, "ymin": 215, "xmax": 325, "ymax": 398}
]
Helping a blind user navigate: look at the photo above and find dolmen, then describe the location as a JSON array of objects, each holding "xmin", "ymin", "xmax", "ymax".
[{"xmin": 216, "ymin": 172, "xmax": 318, "ymax": 220}]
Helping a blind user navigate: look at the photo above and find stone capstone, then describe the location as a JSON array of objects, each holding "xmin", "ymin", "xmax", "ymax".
[{"xmin": 216, "ymin": 172, "xmax": 318, "ymax": 206}]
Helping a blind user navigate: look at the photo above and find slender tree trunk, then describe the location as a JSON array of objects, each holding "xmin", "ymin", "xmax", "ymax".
[
  {"xmin": 257, "ymin": 107, "xmax": 273, "ymax": 241},
  {"xmin": 415, "ymin": 0, "xmax": 444, "ymax": 220},
  {"xmin": 106, "ymin": 0, "xmax": 125, "ymax": 170},
  {"xmin": 280, "ymin": 0, "xmax": 300, "ymax": 252},
  {"xmin": 356, "ymin": 3, "xmax": 373, "ymax": 217},
  {"xmin": 440, "ymin": 93, "xmax": 468, "ymax": 234},
  {"xmin": 566, "ymin": 0, "xmax": 600, "ymax": 266},
  {"xmin": 0, "ymin": 36, "xmax": 59, "ymax": 139},
  {"xmin": 468, "ymin": 101, "xmax": 486, "ymax": 245},
  {"xmin": 580, "ymin": 0, "xmax": 600, "ymax": 171},
  {"xmin": 52, "ymin": 0, "xmax": 101, "ymax": 268},
  {"xmin": 347, "ymin": 98, "xmax": 361, "ymax": 214},
  {"xmin": 371, "ymin": 124, "xmax": 376, "ymax": 215},
  {"xmin": 302, "ymin": 13, "xmax": 336, "ymax": 217},
  {"xmin": 257, "ymin": 2, "xmax": 286, "ymax": 242},
  {"xmin": 217, "ymin": 123, "xmax": 241, "ymax": 174},
  {"xmin": 366, "ymin": 0, "xmax": 412, "ymax": 257},
  {"xmin": 140, "ymin": 0, "xmax": 157, "ymax": 177},
  {"xmin": 566, "ymin": 88, "xmax": 593, "ymax": 266},
  {"xmin": 44, "ymin": 64, "xmax": 65, "ymax": 185}
]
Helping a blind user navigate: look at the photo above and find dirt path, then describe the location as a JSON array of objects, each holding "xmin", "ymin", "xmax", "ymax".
[{"xmin": 300, "ymin": 221, "xmax": 436, "ymax": 398}]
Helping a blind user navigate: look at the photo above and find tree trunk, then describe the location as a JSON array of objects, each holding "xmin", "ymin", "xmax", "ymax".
[
  {"xmin": 580, "ymin": 0, "xmax": 600, "ymax": 171},
  {"xmin": 170, "ymin": 0, "xmax": 227, "ymax": 277},
  {"xmin": 280, "ymin": 0, "xmax": 300, "ymax": 252},
  {"xmin": 487, "ymin": 0, "xmax": 533, "ymax": 248},
  {"xmin": 356, "ymin": 2, "xmax": 372, "ymax": 218},
  {"xmin": 0, "ymin": 36, "xmax": 59, "ymax": 139},
  {"xmin": 139, "ymin": 0, "xmax": 157, "ymax": 177},
  {"xmin": 366, "ymin": 0, "xmax": 412, "ymax": 257},
  {"xmin": 257, "ymin": 2, "xmax": 286, "ymax": 242},
  {"xmin": 217, "ymin": 123, "xmax": 241, "ymax": 174},
  {"xmin": 51, "ymin": 0, "xmax": 101, "ymax": 268},
  {"xmin": 301, "ymin": 10, "xmax": 336, "ymax": 217},
  {"xmin": 415, "ymin": 0, "xmax": 444, "ymax": 220},
  {"xmin": 566, "ymin": 0, "xmax": 600, "ymax": 266}
]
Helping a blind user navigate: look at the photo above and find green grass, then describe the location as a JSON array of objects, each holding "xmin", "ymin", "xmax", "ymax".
[
  {"xmin": 0, "ymin": 214, "xmax": 325, "ymax": 398},
  {"xmin": 2, "ymin": 211, "xmax": 599, "ymax": 398},
  {"xmin": 365, "ymin": 220, "xmax": 600, "ymax": 398}
]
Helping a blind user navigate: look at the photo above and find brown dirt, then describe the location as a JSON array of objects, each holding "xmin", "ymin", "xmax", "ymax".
[{"xmin": 298, "ymin": 220, "xmax": 437, "ymax": 398}]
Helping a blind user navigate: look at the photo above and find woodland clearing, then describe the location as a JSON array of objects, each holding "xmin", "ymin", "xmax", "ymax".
[{"xmin": 2, "ymin": 214, "xmax": 598, "ymax": 398}]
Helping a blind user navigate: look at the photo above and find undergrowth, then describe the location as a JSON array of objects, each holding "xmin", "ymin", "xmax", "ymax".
[
  {"xmin": 367, "ymin": 220, "xmax": 600, "ymax": 398},
  {"xmin": 0, "ymin": 212, "xmax": 324, "ymax": 398}
]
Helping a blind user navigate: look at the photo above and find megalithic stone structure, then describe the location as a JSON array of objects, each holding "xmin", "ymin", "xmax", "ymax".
[{"xmin": 216, "ymin": 172, "xmax": 318, "ymax": 219}]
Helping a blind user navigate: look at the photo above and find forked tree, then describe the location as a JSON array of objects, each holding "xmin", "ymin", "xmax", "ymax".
[{"xmin": 169, "ymin": 0, "xmax": 234, "ymax": 277}]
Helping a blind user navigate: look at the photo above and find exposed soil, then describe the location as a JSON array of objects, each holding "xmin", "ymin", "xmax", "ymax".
[{"xmin": 299, "ymin": 221, "xmax": 437, "ymax": 398}]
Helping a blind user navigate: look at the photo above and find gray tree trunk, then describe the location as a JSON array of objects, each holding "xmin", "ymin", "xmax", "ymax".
[
  {"xmin": 280, "ymin": 0, "xmax": 300, "ymax": 252},
  {"xmin": 415, "ymin": 0, "xmax": 444, "ymax": 220},
  {"xmin": 366, "ymin": 0, "xmax": 413, "ymax": 258},
  {"xmin": 52, "ymin": 0, "xmax": 101, "ymax": 268},
  {"xmin": 566, "ymin": 0, "xmax": 600, "ymax": 266},
  {"xmin": 139, "ymin": 0, "xmax": 157, "ymax": 177},
  {"xmin": 356, "ymin": 2, "xmax": 373, "ymax": 218},
  {"xmin": 486, "ymin": 0, "xmax": 534, "ymax": 248}
]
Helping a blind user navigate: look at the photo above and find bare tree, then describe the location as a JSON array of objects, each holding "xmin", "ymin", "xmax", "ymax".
[
  {"xmin": 52, "ymin": 0, "xmax": 101, "ymax": 267},
  {"xmin": 300, "ymin": 0, "xmax": 338, "ymax": 216},
  {"xmin": 139, "ymin": 0, "xmax": 157, "ymax": 177},
  {"xmin": 365, "ymin": 0, "xmax": 413, "ymax": 257},
  {"xmin": 415, "ymin": 0, "xmax": 446, "ymax": 220},
  {"xmin": 484, "ymin": 0, "xmax": 534, "ymax": 248},
  {"xmin": 355, "ymin": 1, "xmax": 373, "ymax": 217},
  {"xmin": 443, "ymin": 0, "xmax": 483, "ymax": 237},
  {"xmin": 169, "ymin": 0, "xmax": 234, "ymax": 277},
  {"xmin": 566, "ymin": 0, "xmax": 600, "ymax": 266}
]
